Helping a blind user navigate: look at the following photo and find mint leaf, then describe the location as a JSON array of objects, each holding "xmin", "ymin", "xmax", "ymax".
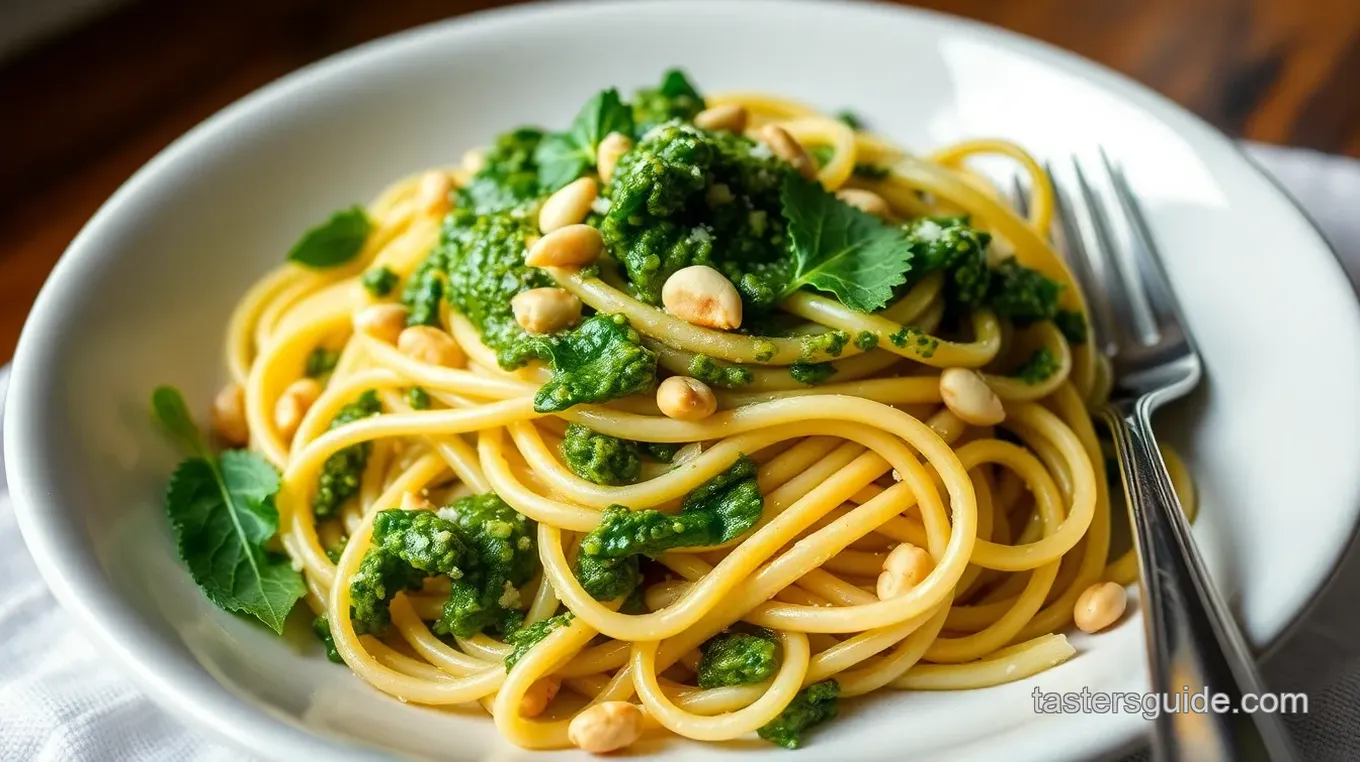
[
  {"xmin": 153, "ymin": 386, "xmax": 304, "ymax": 634},
  {"xmin": 535, "ymin": 89, "xmax": 635, "ymax": 192},
  {"xmin": 779, "ymin": 175, "xmax": 913, "ymax": 311},
  {"xmin": 287, "ymin": 206, "xmax": 370, "ymax": 268}
]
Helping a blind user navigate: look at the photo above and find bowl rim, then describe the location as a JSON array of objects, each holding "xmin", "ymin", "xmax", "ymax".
[{"xmin": 6, "ymin": 0, "xmax": 1357, "ymax": 759}]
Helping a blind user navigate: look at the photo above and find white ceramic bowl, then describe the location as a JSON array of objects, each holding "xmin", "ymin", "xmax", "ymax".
[{"xmin": 9, "ymin": 1, "xmax": 1360, "ymax": 760}]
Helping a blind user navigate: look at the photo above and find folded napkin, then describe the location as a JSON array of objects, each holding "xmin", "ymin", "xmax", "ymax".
[{"xmin": 2, "ymin": 144, "xmax": 1358, "ymax": 761}]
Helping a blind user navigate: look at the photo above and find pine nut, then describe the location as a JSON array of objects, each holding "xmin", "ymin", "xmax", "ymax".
[
  {"xmin": 416, "ymin": 171, "xmax": 453, "ymax": 216},
  {"xmin": 274, "ymin": 378, "xmax": 322, "ymax": 442},
  {"xmin": 211, "ymin": 383, "xmax": 249, "ymax": 446},
  {"xmin": 760, "ymin": 124, "xmax": 816, "ymax": 180},
  {"xmin": 539, "ymin": 177, "xmax": 599, "ymax": 233},
  {"xmin": 876, "ymin": 543, "xmax": 934, "ymax": 600},
  {"xmin": 354, "ymin": 304, "xmax": 409, "ymax": 345},
  {"xmin": 400, "ymin": 492, "xmax": 433, "ymax": 512},
  {"xmin": 661, "ymin": 265, "xmax": 743, "ymax": 330},
  {"xmin": 397, "ymin": 325, "xmax": 465, "ymax": 368},
  {"xmin": 656, "ymin": 376, "xmax": 718, "ymax": 421},
  {"xmin": 511, "ymin": 287, "xmax": 582, "ymax": 334},
  {"xmin": 525, "ymin": 224, "xmax": 604, "ymax": 268},
  {"xmin": 693, "ymin": 104, "xmax": 748, "ymax": 133},
  {"xmin": 596, "ymin": 132, "xmax": 633, "ymax": 185},
  {"xmin": 1074, "ymin": 582, "xmax": 1127, "ymax": 633},
  {"xmin": 939, "ymin": 368, "xmax": 1005, "ymax": 426},
  {"xmin": 836, "ymin": 188, "xmax": 890, "ymax": 218},
  {"xmin": 568, "ymin": 701, "xmax": 644, "ymax": 754},
  {"xmin": 461, "ymin": 149, "xmax": 486, "ymax": 175},
  {"xmin": 519, "ymin": 677, "xmax": 562, "ymax": 719}
]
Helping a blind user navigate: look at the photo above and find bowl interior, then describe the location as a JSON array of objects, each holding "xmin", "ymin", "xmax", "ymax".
[{"xmin": 8, "ymin": 2, "xmax": 1360, "ymax": 760}]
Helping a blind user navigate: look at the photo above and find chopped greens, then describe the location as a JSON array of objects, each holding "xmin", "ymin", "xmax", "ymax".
[
  {"xmin": 521, "ymin": 314, "xmax": 658, "ymax": 413},
  {"xmin": 698, "ymin": 628, "xmax": 780, "ymax": 688},
  {"xmin": 561, "ymin": 423, "xmax": 643, "ymax": 486},
  {"xmin": 1012, "ymin": 346, "xmax": 1060, "ymax": 385},
  {"xmin": 758, "ymin": 680, "xmax": 840, "ymax": 749},
  {"xmin": 504, "ymin": 613, "xmax": 574, "ymax": 670}
]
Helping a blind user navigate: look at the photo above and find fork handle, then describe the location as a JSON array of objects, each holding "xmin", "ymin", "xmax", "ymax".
[{"xmin": 1104, "ymin": 404, "xmax": 1298, "ymax": 762}]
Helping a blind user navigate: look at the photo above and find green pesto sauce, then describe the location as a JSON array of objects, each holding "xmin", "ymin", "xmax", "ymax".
[
  {"xmin": 601, "ymin": 122, "xmax": 796, "ymax": 310},
  {"xmin": 313, "ymin": 391, "xmax": 382, "ymax": 518},
  {"xmin": 798, "ymin": 330, "xmax": 849, "ymax": 361},
  {"xmin": 560, "ymin": 423, "xmax": 643, "ymax": 486},
  {"xmin": 688, "ymin": 354, "xmax": 755, "ymax": 388},
  {"xmin": 1012, "ymin": 346, "xmax": 1060, "ymax": 385},
  {"xmin": 789, "ymin": 362, "xmax": 837, "ymax": 386},
  {"xmin": 438, "ymin": 208, "xmax": 551, "ymax": 368},
  {"xmin": 854, "ymin": 330, "xmax": 878, "ymax": 350},
  {"xmin": 631, "ymin": 69, "xmax": 705, "ymax": 134},
  {"xmin": 361, "ymin": 265, "xmax": 398, "ymax": 298},
  {"xmin": 889, "ymin": 326, "xmax": 939, "ymax": 358}
]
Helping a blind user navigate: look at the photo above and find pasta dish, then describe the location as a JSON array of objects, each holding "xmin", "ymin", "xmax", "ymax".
[{"xmin": 150, "ymin": 69, "xmax": 1196, "ymax": 753}]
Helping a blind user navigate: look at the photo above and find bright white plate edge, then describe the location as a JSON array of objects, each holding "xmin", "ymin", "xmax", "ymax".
[{"xmin": 5, "ymin": 1, "xmax": 1359, "ymax": 760}]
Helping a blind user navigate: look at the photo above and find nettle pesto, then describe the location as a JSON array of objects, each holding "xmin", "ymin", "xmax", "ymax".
[{"xmin": 401, "ymin": 68, "xmax": 1075, "ymax": 414}]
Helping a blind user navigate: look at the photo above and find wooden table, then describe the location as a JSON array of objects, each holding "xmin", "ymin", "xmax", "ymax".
[{"xmin": 2, "ymin": 0, "xmax": 1357, "ymax": 363}]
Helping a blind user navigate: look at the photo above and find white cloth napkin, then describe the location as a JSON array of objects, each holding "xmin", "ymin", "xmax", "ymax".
[{"xmin": 2, "ymin": 144, "xmax": 1358, "ymax": 762}]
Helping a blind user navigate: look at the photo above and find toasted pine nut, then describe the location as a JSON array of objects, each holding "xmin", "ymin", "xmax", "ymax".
[
  {"xmin": 400, "ymin": 491, "xmax": 432, "ymax": 512},
  {"xmin": 416, "ymin": 171, "xmax": 453, "ymax": 216},
  {"xmin": 1074, "ymin": 581, "xmax": 1127, "ymax": 633},
  {"xmin": 211, "ymin": 383, "xmax": 249, "ymax": 446},
  {"xmin": 274, "ymin": 378, "xmax": 322, "ymax": 441},
  {"xmin": 693, "ymin": 103, "xmax": 748, "ymax": 133},
  {"xmin": 656, "ymin": 376, "xmax": 717, "ymax": 421},
  {"xmin": 520, "ymin": 677, "xmax": 562, "ymax": 719},
  {"xmin": 760, "ymin": 124, "xmax": 816, "ymax": 180},
  {"xmin": 939, "ymin": 368, "xmax": 1005, "ymax": 426},
  {"xmin": 525, "ymin": 224, "xmax": 604, "ymax": 268},
  {"xmin": 539, "ymin": 177, "xmax": 599, "ymax": 233},
  {"xmin": 461, "ymin": 149, "xmax": 486, "ymax": 175},
  {"xmin": 661, "ymin": 265, "xmax": 743, "ymax": 330},
  {"xmin": 398, "ymin": 325, "xmax": 465, "ymax": 368},
  {"xmin": 836, "ymin": 188, "xmax": 890, "ymax": 218},
  {"xmin": 354, "ymin": 304, "xmax": 409, "ymax": 345},
  {"xmin": 568, "ymin": 701, "xmax": 644, "ymax": 754},
  {"xmin": 876, "ymin": 543, "xmax": 934, "ymax": 600},
  {"xmin": 512, "ymin": 287, "xmax": 582, "ymax": 334},
  {"xmin": 596, "ymin": 132, "xmax": 633, "ymax": 185}
]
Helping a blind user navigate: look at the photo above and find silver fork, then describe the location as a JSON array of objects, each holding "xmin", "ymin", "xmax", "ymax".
[{"xmin": 1013, "ymin": 153, "xmax": 1298, "ymax": 761}]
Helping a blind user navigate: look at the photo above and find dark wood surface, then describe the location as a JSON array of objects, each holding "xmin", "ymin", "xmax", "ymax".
[{"xmin": 2, "ymin": 0, "xmax": 1358, "ymax": 363}]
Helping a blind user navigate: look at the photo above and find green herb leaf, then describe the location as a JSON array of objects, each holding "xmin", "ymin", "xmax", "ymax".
[
  {"xmin": 154, "ymin": 386, "xmax": 303, "ymax": 634},
  {"xmin": 287, "ymin": 206, "xmax": 371, "ymax": 268},
  {"xmin": 165, "ymin": 448, "xmax": 301, "ymax": 634},
  {"xmin": 535, "ymin": 89, "xmax": 635, "ymax": 192},
  {"xmin": 779, "ymin": 175, "xmax": 913, "ymax": 311},
  {"xmin": 151, "ymin": 385, "xmax": 202, "ymax": 455}
]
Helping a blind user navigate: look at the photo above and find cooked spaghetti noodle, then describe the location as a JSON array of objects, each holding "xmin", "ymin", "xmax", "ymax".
[{"xmin": 201, "ymin": 72, "xmax": 1196, "ymax": 753}]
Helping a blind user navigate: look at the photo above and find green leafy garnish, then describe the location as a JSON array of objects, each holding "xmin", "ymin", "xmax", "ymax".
[
  {"xmin": 779, "ymin": 175, "xmax": 913, "ymax": 311},
  {"xmin": 834, "ymin": 110, "xmax": 866, "ymax": 131},
  {"xmin": 287, "ymin": 206, "xmax": 370, "ymax": 268},
  {"xmin": 151, "ymin": 386, "xmax": 303, "ymax": 634},
  {"xmin": 535, "ymin": 89, "xmax": 635, "ymax": 192}
]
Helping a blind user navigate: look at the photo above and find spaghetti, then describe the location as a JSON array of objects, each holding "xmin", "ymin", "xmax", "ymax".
[{"xmin": 204, "ymin": 74, "xmax": 1195, "ymax": 753}]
